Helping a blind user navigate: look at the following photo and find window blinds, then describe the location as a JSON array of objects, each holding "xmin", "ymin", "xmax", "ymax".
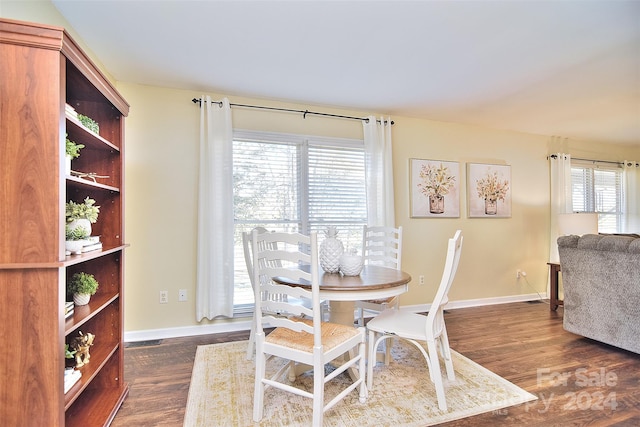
[{"xmin": 571, "ymin": 162, "xmax": 623, "ymax": 232}]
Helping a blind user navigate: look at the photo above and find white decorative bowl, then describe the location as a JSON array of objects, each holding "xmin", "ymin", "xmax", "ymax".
[{"xmin": 339, "ymin": 251, "xmax": 363, "ymax": 276}]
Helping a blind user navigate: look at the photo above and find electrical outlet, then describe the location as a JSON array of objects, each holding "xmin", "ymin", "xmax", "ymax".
[
  {"xmin": 178, "ymin": 289, "xmax": 187, "ymax": 302},
  {"xmin": 159, "ymin": 290, "xmax": 168, "ymax": 304},
  {"xmin": 516, "ymin": 270, "xmax": 521, "ymax": 279},
  {"xmin": 419, "ymin": 275, "xmax": 425, "ymax": 285}
]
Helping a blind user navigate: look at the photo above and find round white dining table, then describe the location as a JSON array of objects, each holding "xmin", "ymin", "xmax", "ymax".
[{"xmin": 273, "ymin": 264, "xmax": 412, "ymax": 326}]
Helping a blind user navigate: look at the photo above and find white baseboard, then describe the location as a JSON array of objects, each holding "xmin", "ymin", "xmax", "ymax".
[
  {"xmin": 125, "ymin": 319, "xmax": 252, "ymax": 343},
  {"xmin": 399, "ymin": 292, "xmax": 546, "ymax": 314},
  {"xmin": 124, "ymin": 292, "xmax": 547, "ymax": 343}
]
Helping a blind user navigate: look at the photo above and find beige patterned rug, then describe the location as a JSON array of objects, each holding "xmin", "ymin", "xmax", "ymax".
[{"xmin": 184, "ymin": 340, "xmax": 536, "ymax": 426}]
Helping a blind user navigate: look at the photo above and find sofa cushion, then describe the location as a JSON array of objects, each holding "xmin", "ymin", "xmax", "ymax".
[
  {"xmin": 576, "ymin": 234, "xmax": 602, "ymax": 250},
  {"xmin": 557, "ymin": 235, "xmax": 579, "ymax": 248},
  {"xmin": 629, "ymin": 239, "xmax": 640, "ymax": 254},
  {"xmin": 560, "ymin": 233, "xmax": 638, "ymax": 253},
  {"xmin": 597, "ymin": 235, "xmax": 635, "ymax": 252}
]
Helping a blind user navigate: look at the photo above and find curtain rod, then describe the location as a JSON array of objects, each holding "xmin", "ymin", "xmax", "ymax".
[
  {"xmin": 191, "ymin": 98, "xmax": 394, "ymax": 125},
  {"xmin": 548, "ymin": 154, "xmax": 624, "ymax": 166}
]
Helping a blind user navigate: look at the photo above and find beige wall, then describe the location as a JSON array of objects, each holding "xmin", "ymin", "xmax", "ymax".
[
  {"xmin": 119, "ymin": 82, "xmax": 637, "ymax": 334},
  {"xmin": 4, "ymin": 3, "xmax": 639, "ymax": 336}
]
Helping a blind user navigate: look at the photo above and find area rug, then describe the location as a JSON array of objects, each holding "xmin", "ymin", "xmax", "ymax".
[{"xmin": 184, "ymin": 340, "xmax": 536, "ymax": 426}]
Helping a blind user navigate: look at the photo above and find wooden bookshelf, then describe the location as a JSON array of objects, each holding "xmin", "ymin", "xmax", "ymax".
[{"xmin": 0, "ymin": 18, "xmax": 129, "ymax": 426}]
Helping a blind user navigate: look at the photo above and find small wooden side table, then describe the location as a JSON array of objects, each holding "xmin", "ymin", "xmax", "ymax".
[{"xmin": 547, "ymin": 262, "xmax": 563, "ymax": 311}]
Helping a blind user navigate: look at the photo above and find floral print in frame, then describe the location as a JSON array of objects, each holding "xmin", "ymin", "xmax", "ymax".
[
  {"xmin": 410, "ymin": 159, "xmax": 460, "ymax": 218},
  {"xmin": 467, "ymin": 163, "xmax": 512, "ymax": 218}
]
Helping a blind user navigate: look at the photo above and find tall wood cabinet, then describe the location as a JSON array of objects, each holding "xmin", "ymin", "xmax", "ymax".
[{"xmin": 0, "ymin": 18, "xmax": 129, "ymax": 426}]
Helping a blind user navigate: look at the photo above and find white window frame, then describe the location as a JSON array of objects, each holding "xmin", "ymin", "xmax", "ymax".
[
  {"xmin": 232, "ymin": 129, "xmax": 367, "ymax": 313},
  {"xmin": 570, "ymin": 160, "xmax": 624, "ymax": 233}
]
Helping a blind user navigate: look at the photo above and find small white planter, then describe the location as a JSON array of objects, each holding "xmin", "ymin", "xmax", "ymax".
[
  {"xmin": 65, "ymin": 240, "xmax": 85, "ymax": 255},
  {"xmin": 73, "ymin": 293, "xmax": 91, "ymax": 306}
]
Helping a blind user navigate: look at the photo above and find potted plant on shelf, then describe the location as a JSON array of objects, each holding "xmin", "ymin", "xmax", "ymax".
[
  {"xmin": 67, "ymin": 272, "xmax": 99, "ymax": 306},
  {"xmin": 65, "ymin": 343, "xmax": 77, "ymax": 366},
  {"xmin": 65, "ymin": 224, "xmax": 90, "ymax": 255},
  {"xmin": 78, "ymin": 113, "xmax": 99, "ymax": 134},
  {"xmin": 65, "ymin": 135, "xmax": 84, "ymax": 175},
  {"xmin": 66, "ymin": 197, "xmax": 100, "ymax": 236}
]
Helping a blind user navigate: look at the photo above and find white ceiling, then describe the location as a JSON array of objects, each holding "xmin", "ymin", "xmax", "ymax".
[{"xmin": 51, "ymin": 0, "xmax": 640, "ymax": 145}]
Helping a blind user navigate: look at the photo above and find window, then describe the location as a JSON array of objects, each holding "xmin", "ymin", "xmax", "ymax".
[
  {"xmin": 232, "ymin": 130, "xmax": 367, "ymax": 309},
  {"xmin": 570, "ymin": 161, "xmax": 623, "ymax": 233}
]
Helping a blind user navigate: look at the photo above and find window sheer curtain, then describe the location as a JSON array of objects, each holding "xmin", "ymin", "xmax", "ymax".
[
  {"xmin": 196, "ymin": 96, "xmax": 234, "ymax": 321},
  {"xmin": 624, "ymin": 160, "xmax": 640, "ymax": 233},
  {"xmin": 363, "ymin": 116, "xmax": 395, "ymax": 228},
  {"xmin": 548, "ymin": 153, "xmax": 573, "ymax": 262}
]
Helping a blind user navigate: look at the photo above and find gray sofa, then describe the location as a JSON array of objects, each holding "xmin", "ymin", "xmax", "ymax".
[{"xmin": 557, "ymin": 233, "xmax": 640, "ymax": 354}]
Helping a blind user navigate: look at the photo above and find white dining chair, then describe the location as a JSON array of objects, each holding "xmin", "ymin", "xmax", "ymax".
[
  {"xmin": 356, "ymin": 225, "xmax": 402, "ymax": 363},
  {"xmin": 242, "ymin": 227, "xmax": 328, "ymax": 360},
  {"xmin": 356, "ymin": 226, "xmax": 403, "ymax": 325},
  {"xmin": 366, "ymin": 230, "xmax": 463, "ymax": 412},
  {"xmin": 252, "ymin": 230, "xmax": 367, "ymax": 426}
]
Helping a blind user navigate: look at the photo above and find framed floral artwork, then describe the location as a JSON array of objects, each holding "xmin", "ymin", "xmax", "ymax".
[
  {"xmin": 467, "ymin": 163, "xmax": 511, "ymax": 218},
  {"xmin": 410, "ymin": 159, "xmax": 460, "ymax": 218}
]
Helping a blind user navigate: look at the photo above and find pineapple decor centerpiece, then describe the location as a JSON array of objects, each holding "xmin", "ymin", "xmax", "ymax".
[{"xmin": 319, "ymin": 226, "xmax": 344, "ymax": 273}]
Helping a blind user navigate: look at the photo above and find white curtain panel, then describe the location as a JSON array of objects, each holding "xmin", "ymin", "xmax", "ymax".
[
  {"xmin": 196, "ymin": 96, "xmax": 234, "ymax": 321},
  {"xmin": 623, "ymin": 160, "xmax": 640, "ymax": 233},
  {"xmin": 548, "ymin": 153, "xmax": 573, "ymax": 262},
  {"xmin": 363, "ymin": 116, "xmax": 395, "ymax": 228}
]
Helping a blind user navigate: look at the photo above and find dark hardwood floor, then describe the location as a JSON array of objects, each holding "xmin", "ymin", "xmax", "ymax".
[{"xmin": 111, "ymin": 302, "xmax": 640, "ymax": 426}]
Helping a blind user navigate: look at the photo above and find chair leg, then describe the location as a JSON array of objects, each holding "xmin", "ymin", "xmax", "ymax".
[
  {"xmin": 287, "ymin": 360, "xmax": 297, "ymax": 382},
  {"xmin": 382, "ymin": 302, "xmax": 399, "ymax": 365},
  {"xmin": 252, "ymin": 348, "xmax": 266, "ymax": 422},
  {"xmin": 384, "ymin": 337, "xmax": 392, "ymax": 365},
  {"xmin": 358, "ymin": 339, "xmax": 368, "ymax": 403},
  {"xmin": 246, "ymin": 314, "xmax": 256, "ymax": 360},
  {"xmin": 367, "ymin": 329, "xmax": 376, "ymax": 390},
  {"xmin": 313, "ymin": 359, "xmax": 324, "ymax": 427},
  {"xmin": 368, "ymin": 330, "xmax": 390, "ymax": 390},
  {"xmin": 427, "ymin": 340, "xmax": 447, "ymax": 412},
  {"xmin": 439, "ymin": 328, "xmax": 455, "ymax": 381}
]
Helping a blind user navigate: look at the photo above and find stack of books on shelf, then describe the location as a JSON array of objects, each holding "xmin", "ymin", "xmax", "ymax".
[
  {"xmin": 64, "ymin": 368, "xmax": 82, "ymax": 394},
  {"xmin": 65, "ymin": 103, "xmax": 78, "ymax": 120},
  {"xmin": 82, "ymin": 235, "xmax": 102, "ymax": 253},
  {"xmin": 65, "ymin": 301, "xmax": 74, "ymax": 320}
]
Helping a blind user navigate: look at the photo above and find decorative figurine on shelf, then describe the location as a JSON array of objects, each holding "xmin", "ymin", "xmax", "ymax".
[{"xmin": 69, "ymin": 331, "xmax": 95, "ymax": 368}]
